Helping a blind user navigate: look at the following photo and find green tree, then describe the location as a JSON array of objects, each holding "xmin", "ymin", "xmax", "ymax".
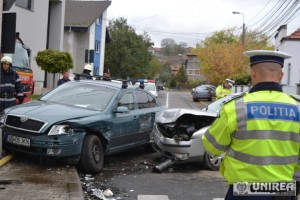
[
  {"xmin": 35, "ymin": 49, "xmax": 73, "ymax": 73},
  {"xmin": 175, "ymin": 66, "xmax": 188, "ymax": 89},
  {"xmin": 104, "ymin": 17, "xmax": 153, "ymax": 79},
  {"xmin": 161, "ymin": 39, "xmax": 189, "ymax": 56},
  {"xmin": 193, "ymin": 27, "xmax": 272, "ymax": 85},
  {"xmin": 159, "ymin": 63, "xmax": 172, "ymax": 86},
  {"xmin": 146, "ymin": 57, "xmax": 161, "ymax": 79},
  {"xmin": 161, "ymin": 38, "xmax": 176, "ymax": 56}
]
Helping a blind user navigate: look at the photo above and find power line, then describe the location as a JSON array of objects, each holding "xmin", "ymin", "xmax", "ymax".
[
  {"xmin": 246, "ymin": 0, "xmax": 273, "ymax": 24},
  {"xmin": 131, "ymin": 0, "xmax": 203, "ymax": 23}
]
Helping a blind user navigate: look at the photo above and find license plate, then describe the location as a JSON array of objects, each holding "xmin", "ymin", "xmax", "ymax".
[{"xmin": 7, "ymin": 135, "xmax": 30, "ymax": 147}]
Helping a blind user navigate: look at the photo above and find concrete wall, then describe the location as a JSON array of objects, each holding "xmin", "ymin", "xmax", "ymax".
[
  {"xmin": 9, "ymin": 0, "xmax": 65, "ymax": 94},
  {"xmin": 279, "ymin": 40, "xmax": 300, "ymax": 87},
  {"xmin": 64, "ymin": 30, "xmax": 89, "ymax": 76},
  {"xmin": 275, "ymin": 25, "xmax": 300, "ymax": 87},
  {"xmin": 47, "ymin": 0, "xmax": 66, "ymax": 88},
  {"xmin": 10, "ymin": 1, "xmax": 50, "ymax": 94},
  {"xmin": 99, "ymin": 10, "xmax": 108, "ymax": 76},
  {"xmin": 63, "ymin": 31, "xmax": 77, "ymax": 79}
]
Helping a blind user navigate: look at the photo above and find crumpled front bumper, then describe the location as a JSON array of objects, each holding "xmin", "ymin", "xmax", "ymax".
[{"xmin": 150, "ymin": 124, "xmax": 206, "ymax": 161}]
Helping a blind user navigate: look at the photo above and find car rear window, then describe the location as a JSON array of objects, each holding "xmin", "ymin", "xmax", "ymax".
[{"xmin": 196, "ymin": 87, "xmax": 209, "ymax": 91}]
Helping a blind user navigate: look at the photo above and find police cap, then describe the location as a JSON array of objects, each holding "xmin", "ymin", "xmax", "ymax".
[
  {"xmin": 243, "ymin": 50, "xmax": 291, "ymax": 68},
  {"xmin": 226, "ymin": 79, "xmax": 235, "ymax": 87}
]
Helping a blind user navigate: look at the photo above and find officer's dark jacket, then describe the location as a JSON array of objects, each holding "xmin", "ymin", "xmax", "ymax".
[
  {"xmin": 57, "ymin": 78, "xmax": 70, "ymax": 87},
  {"xmin": 0, "ymin": 67, "xmax": 23, "ymax": 112}
]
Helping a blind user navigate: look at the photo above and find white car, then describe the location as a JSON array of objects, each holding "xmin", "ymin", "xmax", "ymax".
[
  {"xmin": 144, "ymin": 83, "xmax": 158, "ymax": 98},
  {"xmin": 150, "ymin": 93, "xmax": 242, "ymax": 172}
]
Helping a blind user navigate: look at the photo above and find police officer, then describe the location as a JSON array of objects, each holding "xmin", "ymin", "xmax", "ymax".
[
  {"xmin": 215, "ymin": 78, "xmax": 235, "ymax": 100},
  {"xmin": 0, "ymin": 56, "xmax": 24, "ymax": 112},
  {"xmin": 202, "ymin": 50, "xmax": 299, "ymax": 200}
]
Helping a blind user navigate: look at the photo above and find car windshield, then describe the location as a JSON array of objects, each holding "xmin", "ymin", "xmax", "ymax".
[
  {"xmin": 144, "ymin": 83, "xmax": 156, "ymax": 91},
  {"xmin": 202, "ymin": 94, "xmax": 236, "ymax": 113},
  {"xmin": 40, "ymin": 81, "xmax": 117, "ymax": 111}
]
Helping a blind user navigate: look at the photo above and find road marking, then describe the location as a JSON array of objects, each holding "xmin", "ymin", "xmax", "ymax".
[
  {"xmin": 166, "ymin": 92, "xmax": 169, "ymax": 108},
  {"xmin": 212, "ymin": 198, "xmax": 224, "ymax": 200},
  {"xmin": 138, "ymin": 195, "xmax": 169, "ymax": 200}
]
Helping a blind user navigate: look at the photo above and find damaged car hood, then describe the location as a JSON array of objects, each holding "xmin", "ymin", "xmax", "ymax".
[{"xmin": 155, "ymin": 108, "xmax": 217, "ymax": 123}]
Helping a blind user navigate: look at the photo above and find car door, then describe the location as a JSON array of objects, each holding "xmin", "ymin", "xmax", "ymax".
[
  {"xmin": 134, "ymin": 90, "xmax": 157, "ymax": 144},
  {"xmin": 108, "ymin": 90, "xmax": 139, "ymax": 151}
]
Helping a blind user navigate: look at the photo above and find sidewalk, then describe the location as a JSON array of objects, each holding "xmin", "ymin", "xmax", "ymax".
[{"xmin": 0, "ymin": 155, "xmax": 84, "ymax": 200}]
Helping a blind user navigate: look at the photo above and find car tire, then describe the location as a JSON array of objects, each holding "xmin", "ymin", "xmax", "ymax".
[
  {"xmin": 203, "ymin": 152, "xmax": 222, "ymax": 171},
  {"xmin": 193, "ymin": 98, "xmax": 199, "ymax": 102},
  {"xmin": 208, "ymin": 98, "xmax": 212, "ymax": 101},
  {"xmin": 80, "ymin": 135, "xmax": 104, "ymax": 174}
]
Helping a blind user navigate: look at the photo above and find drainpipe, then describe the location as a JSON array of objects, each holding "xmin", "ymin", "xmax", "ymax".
[{"xmin": 288, "ymin": 63, "xmax": 291, "ymax": 86}]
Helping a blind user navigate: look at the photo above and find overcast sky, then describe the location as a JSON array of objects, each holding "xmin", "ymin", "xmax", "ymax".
[{"xmin": 106, "ymin": 0, "xmax": 300, "ymax": 47}]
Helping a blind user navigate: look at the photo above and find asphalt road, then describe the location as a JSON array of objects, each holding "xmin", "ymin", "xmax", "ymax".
[{"xmin": 78, "ymin": 90, "xmax": 228, "ymax": 200}]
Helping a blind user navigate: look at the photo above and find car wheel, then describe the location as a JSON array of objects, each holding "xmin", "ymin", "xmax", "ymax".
[
  {"xmin": 80, "ymin": 135, "xmax": 104, "ymax": 174},
  {"xmin": 203, "ymin": 152, "xmax": 222, "ymax": 171},
  {"xmin": 193, "ymin": 98, "xmax": 199, "ymax": 102},
  {"xmin": 208, "ymin": 98, "xmax": 212, "ymax": 101}
]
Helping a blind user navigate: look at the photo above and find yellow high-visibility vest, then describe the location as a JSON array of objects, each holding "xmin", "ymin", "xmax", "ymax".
[
  {"xmin": 216, "ymin": 85, "xmax": 231, "ymax": 100},
  {"xmin": 202, "ymin": 91, "xmax": 300, "ymax": 185}
]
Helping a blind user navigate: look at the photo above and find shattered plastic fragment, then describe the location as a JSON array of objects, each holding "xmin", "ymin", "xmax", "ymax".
[
  {"xmin": 168, "ymin": 168, "xmax": 173, "ymax": 172},
  {"xmin": 103, "ymin": 188, "xmax": 113, "ymax": 197},
  {"xmin": 92, "ymin": 188, "xmax": 107, "ymax": 200},
  {"xmin": 85, "ymin": 177, "xmax": 95, "ymax": 181}
]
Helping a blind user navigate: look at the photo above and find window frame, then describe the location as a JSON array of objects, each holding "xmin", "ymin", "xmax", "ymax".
[{"xmin": 16, "ymin": 0, "xmax": 34, "ymax": 11}]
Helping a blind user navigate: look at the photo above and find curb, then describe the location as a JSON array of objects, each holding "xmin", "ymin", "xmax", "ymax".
[{"xmin": 0, "ymin": 154, "xmax": 15, "ymax": 167}]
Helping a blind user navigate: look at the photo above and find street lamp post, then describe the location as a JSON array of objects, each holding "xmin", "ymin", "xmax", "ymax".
[{"xmin": 232, "ymin": 11, "xmax": 245, "ymax": 44}]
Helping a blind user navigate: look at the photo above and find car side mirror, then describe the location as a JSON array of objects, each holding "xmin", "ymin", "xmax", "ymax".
[{"xmin": 114, "ymin": 106, "xmax": 129, "ymax": 113}]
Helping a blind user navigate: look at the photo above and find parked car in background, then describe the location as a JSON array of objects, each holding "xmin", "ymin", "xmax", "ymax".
[
  {"xmin": 191, "ymin": 85, "xmax": 216, "ymax": 97},
  {"xmin": 192, "ymin": 86, "xmax": 215, "ymax": 101},
  {"xmin": 150, "ymin": 93, "xmax": 242, "ymax": 171},
  {"xmin": 0, "ymin": 79, "xmax": 164, "ymax": 174},
  {"xmin": 156, "ymin": 84, "xmax": 164, "ymax": 91},
  {"xmin": 144, "ymin": 82, "xmax": 158, "ymax": 98}
]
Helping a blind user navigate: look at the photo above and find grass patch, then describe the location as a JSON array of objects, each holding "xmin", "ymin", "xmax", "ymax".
[{"xmin": 29, "ymin": 94, "xmax": 41, "ymax": 100}]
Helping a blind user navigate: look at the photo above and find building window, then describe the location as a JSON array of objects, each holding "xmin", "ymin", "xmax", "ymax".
[
  {"xmin": 95, "ymin": 40, "xmax": 100, "ymax": 53},
  {"xmin": 16, "ymin": 0, "xmax": 34, "ymax": 11}
]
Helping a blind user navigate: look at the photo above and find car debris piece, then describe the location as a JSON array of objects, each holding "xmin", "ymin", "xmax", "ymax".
[
  {"xmin": 92, "ymin": 188, "xmax": 107, "ymax": 200},
  {"xmin": 103, "ymin": 188, "xmax": 113, "ymax": 197},
  {"xmin": 152, "ymin": 158, "xmax": 177, "ymax": 172}
]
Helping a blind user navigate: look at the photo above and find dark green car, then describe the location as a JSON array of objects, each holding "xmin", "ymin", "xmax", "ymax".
[{"xmin": 0, "ymin": 80, "xmax": 164, "ymax": 173}]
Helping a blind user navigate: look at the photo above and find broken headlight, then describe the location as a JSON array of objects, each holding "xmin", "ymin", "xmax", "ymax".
[{"xmin": 48, "ymin": 124, "xmax": 74, "ymax": 135}]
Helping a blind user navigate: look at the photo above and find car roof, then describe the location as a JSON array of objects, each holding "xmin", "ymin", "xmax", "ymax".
[{"xmin": 76, "ymin": 79, "xmax": 146, "ymax": 89}]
